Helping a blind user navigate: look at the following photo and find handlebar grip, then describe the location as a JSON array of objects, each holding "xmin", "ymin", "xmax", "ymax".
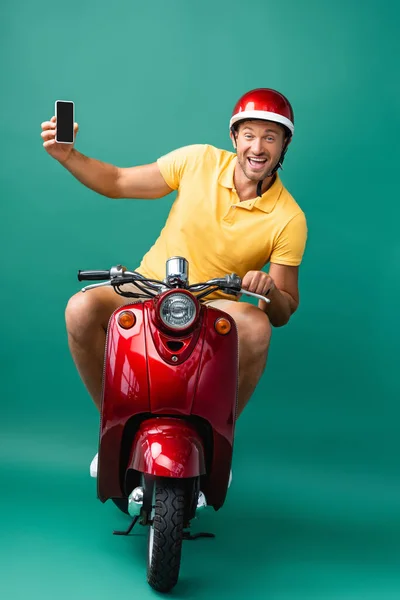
[{"xmin": 77, "ymin": 270, "xmax": 110, "ymax": 281}]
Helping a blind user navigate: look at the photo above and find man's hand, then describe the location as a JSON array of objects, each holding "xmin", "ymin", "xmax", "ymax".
[
  {"xmin": 241, "ymin": 270, "xmax": 275, "ymax": 297},
  {"xmin": 41, "ymin": 116, "xmax": 78, "ymax": 164},
  {"xmin": 241, "ymin": 266, "xmax": 300, "ymax": 327}
]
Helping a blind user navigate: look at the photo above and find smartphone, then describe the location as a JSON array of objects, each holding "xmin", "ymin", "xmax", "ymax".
[{"xmin": 55, "ymin": 100, "xmax": 75, "ymax": 144}]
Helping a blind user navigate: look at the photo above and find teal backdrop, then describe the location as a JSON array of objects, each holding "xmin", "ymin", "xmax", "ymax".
[{"xmin": 1, "ymin": 0, "xmax": 399, "ymax": 598}]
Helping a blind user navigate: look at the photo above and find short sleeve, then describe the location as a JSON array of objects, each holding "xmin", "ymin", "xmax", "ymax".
[
  {"xmin": 270, "ymin": 212, "xmax": 308, "ymax": 266},
  {"xmin": 157, "ymin": 144, "xmax": 208, "ymax": 191}
]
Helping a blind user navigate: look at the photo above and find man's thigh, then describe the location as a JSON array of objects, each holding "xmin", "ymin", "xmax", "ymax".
[
  {"xmin": 202, "ymin": 299, "xmax": 249, "ymax": 330},
  {"xmin": 203, "ymin": 298, "xmax": 237, "ymax": 311},
  {"xmin": 74, "ymin": 282, "xmax": 148, "ymax": 321},
  {"xmin": 203, "ymin": 298, "xmax": 250, "ymax": 316},
  {"xmin": 203, "ymin": 298, "xmax": 270, "ymax": 335}
]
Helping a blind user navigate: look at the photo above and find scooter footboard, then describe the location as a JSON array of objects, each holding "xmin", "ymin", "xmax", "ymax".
[{"xmin": 127, "ymin": 417, "xmax": 206, "ymax": 478}]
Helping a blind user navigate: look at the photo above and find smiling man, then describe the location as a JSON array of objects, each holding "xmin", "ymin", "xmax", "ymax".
[{"xmin": 41, "ymin": 87, "xmax": 308, "ymax": 479}]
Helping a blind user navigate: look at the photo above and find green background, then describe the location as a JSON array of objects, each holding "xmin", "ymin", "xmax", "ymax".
[{"xmin": 1, "ymin": 0, "xmax": 399, "ymax": 598}]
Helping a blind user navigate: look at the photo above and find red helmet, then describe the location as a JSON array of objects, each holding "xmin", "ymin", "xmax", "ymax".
[{"xmin": 230, "ymin": 88, "xmax": 294, "ymax": 136}]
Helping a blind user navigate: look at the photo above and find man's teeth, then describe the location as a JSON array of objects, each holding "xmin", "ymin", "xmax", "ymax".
[{"xmin": 249, "ymin": 158, "xmax": 266, "ymax": 162}]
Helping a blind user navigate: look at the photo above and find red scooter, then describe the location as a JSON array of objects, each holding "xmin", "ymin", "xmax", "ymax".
[{"xmin": 77, "ymin": 257, "xmax": 270, "ymax": 593}]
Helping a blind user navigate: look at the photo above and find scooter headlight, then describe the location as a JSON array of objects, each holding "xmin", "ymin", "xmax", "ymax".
[{"xmin": 159, "ymin": 293, "xmax": 197, "ymax": 330}]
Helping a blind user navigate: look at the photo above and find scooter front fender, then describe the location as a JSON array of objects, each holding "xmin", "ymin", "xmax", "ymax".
[{"xmin": 128, "ymin": 418, "xmax": 206, "ymax": 478}]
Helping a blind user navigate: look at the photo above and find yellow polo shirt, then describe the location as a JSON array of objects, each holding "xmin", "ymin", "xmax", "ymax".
[{"xmin": 135, "ymin": 144, "xmax": 307, "ymax": 300}]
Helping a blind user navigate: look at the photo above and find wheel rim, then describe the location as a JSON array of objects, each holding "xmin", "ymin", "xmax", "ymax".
[
  {"xmin": 148, "ymin": 524, "xmax": 154, "ymax": 567},
  {"xmin": 148, "ymin": 477, "xmax": 155, "ymax": 568}
]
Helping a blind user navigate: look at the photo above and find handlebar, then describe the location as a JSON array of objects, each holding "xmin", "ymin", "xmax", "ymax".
[
  {"xmin": 78, "ymin": 270, "xmax": 110, "ymax": 281},
  {"xmin": 76, "ymin": 267, "xmax": 270, "ymax": 304}
]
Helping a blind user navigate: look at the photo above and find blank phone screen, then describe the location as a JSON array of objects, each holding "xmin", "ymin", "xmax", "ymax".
[{"xmin": 56, "ymin": 101, "xmax": 74, "ymax": 142}]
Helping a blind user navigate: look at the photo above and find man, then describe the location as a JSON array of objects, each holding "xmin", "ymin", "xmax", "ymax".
[{"xmin": 41, "ymin": 88, "xmax": 307, "ymax": 479}]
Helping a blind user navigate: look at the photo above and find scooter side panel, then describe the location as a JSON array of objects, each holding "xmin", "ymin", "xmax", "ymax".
[
  {"xmin": 98, "ymin": 303, "xmax": 150, "ymax": 501},
  {"xmin": 191, "ymin": 306, "xmax": 239, "ymax": 509}
]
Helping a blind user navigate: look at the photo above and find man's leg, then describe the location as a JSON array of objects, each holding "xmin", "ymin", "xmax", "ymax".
[
  {"xmin": 65, "ymin": 284, "xmax": 141, "ymax": 410},
  {"xmin": 205, "ymin": 300, "xmax": 272, "ymax": 417}
]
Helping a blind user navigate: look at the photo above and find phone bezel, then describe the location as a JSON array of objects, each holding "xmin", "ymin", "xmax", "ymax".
[{"xmin": 55, "ymin": 100, "xmax": 75, "ymax": 144}]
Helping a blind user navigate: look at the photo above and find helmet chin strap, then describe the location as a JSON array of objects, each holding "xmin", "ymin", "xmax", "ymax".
[
  {"xmin": 256, "ymin": 143, "xmax": 289, "ymax": 197},
  {"xmin": 256, "ymin": 180, "xmax": 263, "ymax": 197}
]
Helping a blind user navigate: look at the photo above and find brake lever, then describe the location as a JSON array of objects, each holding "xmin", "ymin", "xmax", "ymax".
[
  {"xmin": 220, "ymin": 274, "xmax": 271, "ymax": 304},
  {"xmin": 81, "ymin": 281, "xmax": 112, "ymax": 293},
  {"xmin": 240, "ymin": 289, "xmax": 271, "ymax": 304}
]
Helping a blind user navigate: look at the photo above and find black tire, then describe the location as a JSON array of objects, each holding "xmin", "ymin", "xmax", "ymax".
[{"xmin": 147, "ymin": 478, "xmax": 187, "ymax": 593}]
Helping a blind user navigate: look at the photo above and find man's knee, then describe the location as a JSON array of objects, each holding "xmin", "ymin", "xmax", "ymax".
[
  {"xmin": 226, "ymin": 303, "xmax": 272, "ymax": 355},
  {"xmin": 65, "ymin": 292, "xmax": 92, "ymax": 336},
  {"xmin": 65, "ymin": 288, "xmax": 117, "ymax": 338}
]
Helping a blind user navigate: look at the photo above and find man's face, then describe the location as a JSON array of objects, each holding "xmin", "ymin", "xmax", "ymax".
[{"xmin": 231, "ymin": 120, "xmax": 287, "ymax": 182}]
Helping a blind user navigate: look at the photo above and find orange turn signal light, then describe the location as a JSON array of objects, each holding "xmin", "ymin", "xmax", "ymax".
[
  {"xmin": 215, "ymin": 317, "xmax": 231, "ymax": 335},
  {"xmin": 118, "ymin": 311, "xmax": 136, "ymax": 329}
]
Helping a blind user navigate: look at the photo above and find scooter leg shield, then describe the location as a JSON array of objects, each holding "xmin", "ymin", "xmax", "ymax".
[{"xmin": 127, "ymin": 418, "xmax": 206, "ymax": 478}]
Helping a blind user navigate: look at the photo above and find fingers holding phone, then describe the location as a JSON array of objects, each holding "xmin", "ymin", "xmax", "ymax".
[{"xmin": 41, "ymin": 100, "xmax": 78, "ymax": 163}]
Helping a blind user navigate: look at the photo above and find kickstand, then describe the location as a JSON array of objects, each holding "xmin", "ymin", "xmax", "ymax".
[
  {"xmin": 113, "ymin": 516, "xmax": 139, "ymax": 536},
  {"xmin": 183, "ymin": 530, "xmax": 215, "ymax": 540}
]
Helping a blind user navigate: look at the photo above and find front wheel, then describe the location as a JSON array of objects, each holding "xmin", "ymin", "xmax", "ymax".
[{"xmin": 147, "ymin": 478, "xmax": 189, "ymax": 593}]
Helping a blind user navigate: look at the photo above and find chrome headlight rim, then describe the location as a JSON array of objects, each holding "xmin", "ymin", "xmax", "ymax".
[{"xmin": 157, "ymin": 291, "xmax": 198, "ymax": 331}]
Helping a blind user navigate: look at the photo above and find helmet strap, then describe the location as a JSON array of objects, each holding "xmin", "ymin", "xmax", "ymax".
[
  {"xmin": 256, "ymin": 141, "xmax": 289, "ymax": 196},
  {"xmin": 257, "ymin": 138, "xmax": 288, "ymax": 190}
]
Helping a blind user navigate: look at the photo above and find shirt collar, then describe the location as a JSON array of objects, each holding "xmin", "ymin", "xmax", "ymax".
[
  {"xmin": 218, "ymin": 156, "xmax": 237, "ymax": 189},
  {"xmin": 218, "ymin": 156, "xmax": 283, "ymax": 213}
]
